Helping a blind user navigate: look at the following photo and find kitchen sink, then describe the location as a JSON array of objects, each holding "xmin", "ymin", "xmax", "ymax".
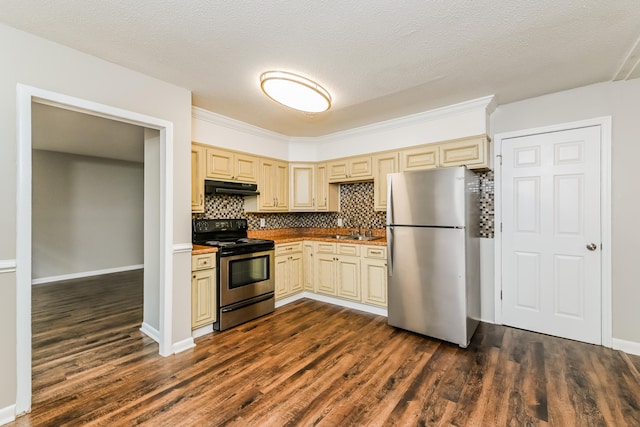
[
  {"xmin": 323, "ymin": 235, "xmax": 382, "ymax": 241},
  {"xmin": 349, "ymin": 235, "xmax": 382, "ymax": 241}
]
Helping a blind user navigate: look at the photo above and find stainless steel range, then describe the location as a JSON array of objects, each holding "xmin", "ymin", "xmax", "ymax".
[{"xmin": 192, "ymin": 219, "xmax": 275, "ymax": 331}]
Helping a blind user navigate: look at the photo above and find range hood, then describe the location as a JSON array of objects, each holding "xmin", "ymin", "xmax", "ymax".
[{"xmin": 204, "ymin": 180, "xmax": 260, "ymax": 196}]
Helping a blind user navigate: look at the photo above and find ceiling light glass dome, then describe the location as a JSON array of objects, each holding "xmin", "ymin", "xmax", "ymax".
[{"xmin": 260, "ymin": 71, "xmax": 332, "ymax": 113}]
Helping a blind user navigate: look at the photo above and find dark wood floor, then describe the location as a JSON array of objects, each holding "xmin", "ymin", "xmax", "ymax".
[{"xmin": 10, "ymin": 270, "xmax": 640, "ymax": 426}]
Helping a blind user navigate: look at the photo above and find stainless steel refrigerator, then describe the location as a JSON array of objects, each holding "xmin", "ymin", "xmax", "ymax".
[{"xmin": 386, "ymin": 166, "xmax": 481, "ymax": 347}]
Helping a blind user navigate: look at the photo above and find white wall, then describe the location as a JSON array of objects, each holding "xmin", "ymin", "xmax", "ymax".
[
  {"xmin": 0, "ymin": 23, "xmax": 192, "ymax": 413},
  {"xmin": 193, "ymin": 97, "xmax": 494, "ymax": 162},
  {"xmin": 32, "ymin": 150, "xmax": 143, "ymax": 280},
  {"xmin": 303, "ymin": 102, "xmax": 491, "ymax": 161},
  {"xmin": 491, "ymin": 79, "xmax": 640, "ymax": 345}
]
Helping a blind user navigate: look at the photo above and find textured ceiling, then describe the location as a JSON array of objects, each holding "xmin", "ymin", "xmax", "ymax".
[{"xmin": 3, "ymin": 1, "xmax": 640, "ymax": 137}]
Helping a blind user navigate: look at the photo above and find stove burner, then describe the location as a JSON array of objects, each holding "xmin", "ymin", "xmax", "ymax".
[{"xmin": 193, "ymin": 219, "xmax": 274, "ymax": 255}]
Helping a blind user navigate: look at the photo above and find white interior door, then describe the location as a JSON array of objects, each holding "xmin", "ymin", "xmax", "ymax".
[{"xmin": 501, "ymin": 126, "xmax": 602, "ymax": 344}]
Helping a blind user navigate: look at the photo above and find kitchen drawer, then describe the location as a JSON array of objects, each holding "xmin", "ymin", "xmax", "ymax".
[
  {"xmin": 192, "ymin": 253, "xmax": 215, "ymax": 271},
  {"xmin": 315, "ymin": 242, "xmax": 337, "ymax": 254},
  {"xmin": 364, "ymin": 246, "xmax": 387, "ymax": 259},
  {"xmin": 275, "ymin": 241, "xmax": 303, "ymax": 256},
  {"xmin": 337, "ymin": 243, "xmax": 360, "ymax": 256}
]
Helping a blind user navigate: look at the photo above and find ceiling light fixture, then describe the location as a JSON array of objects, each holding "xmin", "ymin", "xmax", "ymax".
[{"xmin": 260, "ymin": 71, "xmax": 332, "ymax": 113}]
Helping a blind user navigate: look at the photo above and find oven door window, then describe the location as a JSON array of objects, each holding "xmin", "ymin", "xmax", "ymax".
[{"xmin": 229, "ymin": 255, "xmax": 270, "ymax": 288}]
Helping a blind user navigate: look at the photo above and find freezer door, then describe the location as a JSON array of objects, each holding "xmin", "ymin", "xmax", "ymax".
[
  {"xmin": 387, "ymin": 225, "xmax": 467, "ymax": 345},
  {"xmin": 387, "ymin": 167, "xmax": 466, "ymax": 227}
]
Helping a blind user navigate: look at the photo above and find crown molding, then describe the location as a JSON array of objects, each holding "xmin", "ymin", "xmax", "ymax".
[
  {"xmin": 193, "ymin": 95, "xmax": 495, "ymax": 146},
  {"xmin": 192, "ymin": 106, "xmax": 290, "ymax": 141},
  {"xmin": 293, "ymin": 95, "xmax": 496, "ymax": 144}
]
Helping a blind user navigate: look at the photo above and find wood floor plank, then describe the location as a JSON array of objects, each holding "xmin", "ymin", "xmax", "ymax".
[{"xmin": 8, "ymin": 271, "xmax": 640, "ymax": 426}]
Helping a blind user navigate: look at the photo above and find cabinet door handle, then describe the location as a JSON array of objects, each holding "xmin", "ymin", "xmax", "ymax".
[{"xmin": 312, "ymin": 197, "xmax": 315, "ymax": 207}]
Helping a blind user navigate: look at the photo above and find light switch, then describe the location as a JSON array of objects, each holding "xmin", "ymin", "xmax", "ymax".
[
  {"xmin": 260, "ymin": 218, "xmax": 265, "ymax": 227},
  {"xmin": 337, "ymin": 218, "xmax": 343, "ymax": 227}
]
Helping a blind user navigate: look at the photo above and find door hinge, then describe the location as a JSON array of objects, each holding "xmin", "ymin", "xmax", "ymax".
[
  {"xmin": 500, "ymin": 290, "xmax": 503, "ymax": 300},
  {"xmin": 496, "ymin": 154, "xmax": 503, "ymax": 166},
  {"xmin": 500, "ymin": 222, "xmax": 503, "ymax": 233}
]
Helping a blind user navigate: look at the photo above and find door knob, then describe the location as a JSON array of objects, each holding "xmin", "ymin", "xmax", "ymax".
[{"xmin": 586, "ymin": 243, "xmax": 597, "ymax": 251}]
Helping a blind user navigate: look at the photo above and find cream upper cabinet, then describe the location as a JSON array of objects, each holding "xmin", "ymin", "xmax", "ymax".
[
  {"xmin": 399, "ymin": 135, "xmax": 491, "ymax": 172},
  {"xmin": 315, "ymin": 163, "xmax": 339, "ymax": 212},
  {"xmin": 191, "ymin": 253, "xmax": 217, "ymax": 329},
  {"xmin": 399, "ymin": 145, "xmax": 439, "ymax": 172},
  {"xmin": 290, "ymin": 163, "xmax": 315, "ymax": 211},
  {"xmin": 246, "ymin": 158, "xmax": 289, "ymax": 212},
  {"xmin": 273, "ymin": 160, "xmax": 289, "ymax": 210},
  {"xmin": 191, "ymin": 144, "xmax": 205, "ymax": 213},
  {"xmin": 373, "ymin": 152, "xmax": 398, "ymax": 211},
  {"xmin": 327, "ymin": 155, "xmax": 373, "ymax": 183},
  {"xmin": 438, "ymin": 135, "xmax": 490, "ymax": 169},
  {"xmin": 205, "ymin": 147, "xmax": 258, "ymax": 183}
]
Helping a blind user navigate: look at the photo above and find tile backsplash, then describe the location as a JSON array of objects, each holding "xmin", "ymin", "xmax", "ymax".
[{"xmin": 194, "ymin": 174, "xmax": 495, "ymax": 238}]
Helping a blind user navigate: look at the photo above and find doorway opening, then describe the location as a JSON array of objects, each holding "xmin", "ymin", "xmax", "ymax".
[{"xmin": 16, "ymin": 84, "xmax": 175, "ymax": 415}]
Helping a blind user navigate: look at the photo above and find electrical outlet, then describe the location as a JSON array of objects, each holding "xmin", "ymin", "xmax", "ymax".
[
  {"xmin": 337, "ymin": 218, "xmax": 343, "ymax": 227},
  {"xmin": 260, "ymin": 218, "xmax": 266, "ymax": 228}
]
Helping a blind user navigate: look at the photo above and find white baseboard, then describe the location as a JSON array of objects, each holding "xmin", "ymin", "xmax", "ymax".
[
  {"xmin": 275, "ymin": 293, "xmax": 307, "ymax": 308},
  {"xmin": 172, "ymin": 337, "xmax": 195, "ymax": 354},
  {"xmin": 31, "ymin": 264, "xmax": 144, "ymax": 285},
  {"xmin": 276, "ymin": 291, "xmax": 388, "ymax": 317},
  {"xmin": 192, "ymin": 324, "xmax": 214, "ymax": 339},
  {"xmin": 172, "ymin": 243, "xmax": 193, "ymax": 254},
  {"xmin": 613, "ymin": 338, "xmax": 640, "ymax": 356},
  {"xmin": 140, "ymin": 322, "xmax": 160, "ymax": 343},
  {"xmin": 0, "ymin": 404, "xmax": 15, "ymax": 426}
]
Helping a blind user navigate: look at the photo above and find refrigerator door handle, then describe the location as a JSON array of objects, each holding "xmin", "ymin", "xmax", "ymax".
[
  {"xmin": 387, "ymin": 174, "xmax": 394, "ymax": 225},
  {"xmin": 388, "ymin": 226, "xmax": 394, "ymax": 277}
]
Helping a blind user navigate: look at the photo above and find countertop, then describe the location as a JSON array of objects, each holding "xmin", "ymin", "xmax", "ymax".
[
  {"xmin": 248, "ymin": 227, "xmax": 387, "ymax": 246},
  {"xmin": 191, "ymin": 245, "xmax": 219, "ymax": 255},
  {"xmin": 192, "ymin": 228, "xmax": 386, "ymax": 255}
]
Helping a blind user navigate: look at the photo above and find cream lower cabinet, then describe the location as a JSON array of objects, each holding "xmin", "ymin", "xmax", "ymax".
[
  {"xmin": 336, "ymin": 255, "xmax": 361, "ymax": 301},
  {"xmin": 361, "ymin": 246, "xmax": 387, "ymax": 307},
  {"xmin": 275, "ymin": 242, "xmax": 303, "ymax": 300},
  {"xmin": 314, "ymin": 242, "xmax": 361, "ymax": 302},
  {"xmin": 303, "ymin": 241, "xmax": 315, "ymax": 291},
  {"xmin": 191, "ymin": 253, "xmax": 217, "ymax": 329}
]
